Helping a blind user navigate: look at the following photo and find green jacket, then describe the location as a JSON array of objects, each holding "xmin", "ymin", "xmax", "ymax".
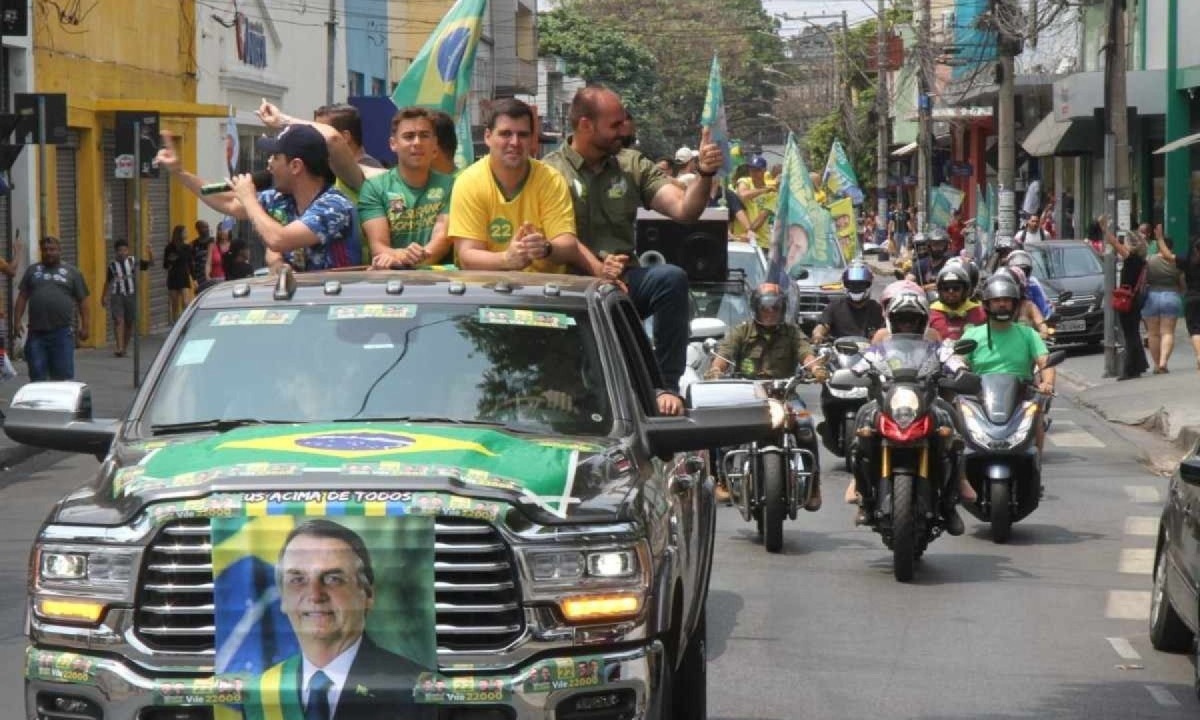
[{"xmin": 707, "ymin": 321, "xmax": 813, "ymax": 380}]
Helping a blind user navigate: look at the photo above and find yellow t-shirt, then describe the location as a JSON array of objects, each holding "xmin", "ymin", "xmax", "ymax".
[
  {"xmin": 447, "ymin": 157, "xmax": 575, "ymax": 274},
  {"xmin": 733, "ymin": 177, "xmax": 777, "ymax": 249}
]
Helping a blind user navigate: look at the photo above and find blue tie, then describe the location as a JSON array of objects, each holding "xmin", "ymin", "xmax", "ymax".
[{"xmin": 305, "ymin": 670, "xmax": 333, "ymax": 720}]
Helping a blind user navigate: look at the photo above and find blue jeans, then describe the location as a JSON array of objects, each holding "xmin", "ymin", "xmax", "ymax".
[
  {"xmin": 625, "ymin": 263, "xmax": 689, "ymax": 393},
  {"xmin": 26, "ymin": 327, "xmax": 75, "ymax": 382}
]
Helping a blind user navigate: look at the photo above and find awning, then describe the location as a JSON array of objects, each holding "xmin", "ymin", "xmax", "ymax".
[
  {"xmin": 891, "ymin": 141, "xmax": 918, "ymax": 157},
  {"xmin": 1153, "ymin": 131, "xmax": 1200, "ymax": 154},
  {"xmin": 1020, "ymin": 112, "xmax": 1094, "ymax": 157}
]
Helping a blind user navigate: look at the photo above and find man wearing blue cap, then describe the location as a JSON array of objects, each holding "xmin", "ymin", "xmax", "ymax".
[{"xmin": 155, "ymin": 125, "xmax": 359, "ymax": 271}]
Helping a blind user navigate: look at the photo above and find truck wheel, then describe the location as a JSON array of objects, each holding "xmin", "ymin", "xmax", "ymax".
[
  {"xmin": 990, "ymin": 479, "xmax": 1012, "ymax": 544},
  {"xmin": 667, "ymin": 605, "xmax": 707, "ymax": 720},
  {"xmin": 892, "ymin": 472, "xmax": 916, "ymax": 582},
  {"xmin": 761, "ymin": 453, "xmax": 786, "ymax": 553},
  {"xmin": 1149, "ymin": 542, "xmax": 1194, "ymax": 652}
]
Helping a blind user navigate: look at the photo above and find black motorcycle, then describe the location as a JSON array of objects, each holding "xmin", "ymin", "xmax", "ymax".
[
  {"xmin": 816, "ymin": 337, "xmax": 871, "ymax": 473},
  {"xmin": 831, "ymin": 335, "xmax": 980, "ymax": 581},
  {"xmin": 956, "ymin": 351, "xmax": 1066, "ymax": 543}
]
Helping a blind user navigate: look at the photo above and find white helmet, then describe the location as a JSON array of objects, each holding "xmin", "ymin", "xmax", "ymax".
[{"xmin": 886, "ymin": 290, "xmax": 930, "ymax": 335}]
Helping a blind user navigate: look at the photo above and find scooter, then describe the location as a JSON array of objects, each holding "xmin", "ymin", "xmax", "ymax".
[
  {"xmin": 956, "ymin": 350, "xmax": 1067, "ymax": 543},
  {"xmin": 816, "ymin": 337, "xmax": 871, "ymax": 472}
]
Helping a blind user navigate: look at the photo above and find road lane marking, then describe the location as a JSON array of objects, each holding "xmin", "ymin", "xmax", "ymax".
[
  {"xmin": 1119, "ymin": 548, "xmax": 1155, "ymax": 575},
  {"xmin": 1145, "ymin": 685, "xmax": 1181, "ymax": 707},
  {"xmin": 1124, "ymin": 486, "xmax": 1161, "ymax": 503},
  {"xmin": 1105, "ymin": 590, "xmax": 1151, "ymax": 620},
  {"xmin": 1106, "ymin": 637, "xmax": 1141, "ymax": 660},
  {"xmin": 1047, "ymin": 421, "xmax": 1105, "ymax": 448},
  {"xmin": 1123, "ymin": 516, "xmax": 1159, "ymax": 536}
]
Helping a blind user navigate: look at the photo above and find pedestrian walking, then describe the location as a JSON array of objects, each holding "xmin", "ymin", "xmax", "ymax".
[
  {"xmin": 101, "ymin": 239, "xmax": 152, "ymax": 357},
  {"xmin": 1142, "ymin": 225, "xmax": 1184, "ymax": 373},
  {"xmin": 163, "ymin": 224, "xmax": 193, "ymax": 324},
  {"xmin": 1158, "ymin": 236, "xmax": 1200, "ymax": 371},
  {"xmin": 1104, "ymin": 217, "xmax": 1150, "ymax": 380},
  {"xmin": 209, "ymin": 220, "xmax": 230, "ymax": 282},
  {"xmin": 13, "ymin": 236, "xmax": 90, "ymax": 381},
  {"xmin": 191, "ymin": 220, "xmax": 212, "ymax": 286}
]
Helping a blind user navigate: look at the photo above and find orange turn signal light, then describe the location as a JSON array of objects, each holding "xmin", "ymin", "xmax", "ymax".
[
  {"xmin": 36, "ymin": 597, "xmax": 106, "ymax": 624},
  {"xmin": 560, "ymin": 593, "xmax": 641, "ymax": 623},
  {"xmin": 937, "ymin": 426, "xmax": 954, "ymax": 438}
]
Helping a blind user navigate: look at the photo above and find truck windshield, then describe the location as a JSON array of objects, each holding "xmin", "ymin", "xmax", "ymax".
[{"xmin": 142, "ymin": 303, "xmax": 612, "ymax": 436}]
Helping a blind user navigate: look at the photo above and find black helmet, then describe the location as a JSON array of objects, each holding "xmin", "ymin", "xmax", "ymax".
[
  {"xmin": 980, "ymin": 272, "xmax": 1021, "ymax": 321},
  {"xmin": 993, "ymin": 235, "xmax": 1016, "ymax": 257},
  {"xmin": 1007, "ymin": 249, "xmax": 1034, "ymax": 278},
  {"xmin": 927, "ymin": 228, "xmax": 949, "ymax": 259},
  {"xmin": 750, "ymin": 282, "xmax": 785, "ymax": 326},
  {"xmin": 944, "ymin": 256, "xmax": 980, "ymax": 292},
  {"xmin": 842, "ymin": 261, "xmax": 873, "ymax": 301}
]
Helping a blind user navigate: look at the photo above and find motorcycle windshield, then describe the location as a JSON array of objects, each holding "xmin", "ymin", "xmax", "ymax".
[
  {"xmin": 877, "ymin": 335, "xmax": 942, "ymax": 382},
  {"xmin": 980, "ymin": 373, "xmax": 1024, "ymax": 423}
]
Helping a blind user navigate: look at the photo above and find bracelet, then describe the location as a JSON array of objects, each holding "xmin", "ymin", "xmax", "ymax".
[{"xmin": 697, "ymin": 168, "xmax": 717, "ymax": 178}]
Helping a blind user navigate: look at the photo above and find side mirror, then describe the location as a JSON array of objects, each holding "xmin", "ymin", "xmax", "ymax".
[
  {"xmin": 644, "ymin": 396, "xmax": 772, "ymax": 457},
  {"xmin": 953, "ymin": 338, "xmax": 978, "ymax": 355},
  {"xmin": 828, "ymin": 368, "xmax": 870, "ymax": 390},
  {"xmin": 689, "ymin": 317, "xmax": 728, "ymax": 342},
  {"xmin": 1180, "ymin": 457, "xmax": 1200, "ymax": 485},
  {"xmin": 939, "ymin": 371, "xmax": 982, "ymax": 395},
  {"xmin": 1043, "ymin": 350, "xmax": 1068, "ymax": 369},
  {"xmin": 3, "ymin": 382, "xmax": 118, "ymax": 459},
  {"xmin": 686, "ymin": 379, "xmax": 766, "ymax": 408},
  {"xmin": 789, "ymin": 267, "xmax": 810, "ymax": 281}
]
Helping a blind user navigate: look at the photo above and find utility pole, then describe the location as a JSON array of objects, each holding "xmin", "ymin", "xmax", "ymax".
[
  {"xmin": 1102, "ymin": 0, "xmax": 1130, "ymax": 378},
  {"xmin": 916, "ymin": 0, "xmax": 932, "ymax": 231},
  {"xmin": 325, "ymin": 0, "xmax": 337, "ymax": 104},
  {"xmin": 995, "ymin": 1, "xmax": 1018, "ymax": 238},
  {"xmin": 841, "ymin": 10, "xmax": 856, "ymax": 157},
  {"xmin": 876, "ymin": 0, "xmax": 889, "ymax": 231}
]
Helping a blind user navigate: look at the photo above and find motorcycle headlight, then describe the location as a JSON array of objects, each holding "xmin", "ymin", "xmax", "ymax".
[
  {"xmin": 1008, "ymin": 404, "xmax": 1039, "ymax": 447},
  {"xmin": 960, "ymin": 404, "xmax": 993, "ymax": 447},
  {"xmin": 887, "ymin": 387, "xmax": 921, "ymax": 429},
  {"xmin": 768, "ymin": 399, "xmax": 788, "ymax": 429}
]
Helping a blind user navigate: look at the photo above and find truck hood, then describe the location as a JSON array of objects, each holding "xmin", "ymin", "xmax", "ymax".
[
  {"xmin": 793, "ymin": 266, "xmax": 845, "ymax": 291},
  {"xmin": 64, "ymin": 423, "xmax": 639, "ymax": 525}
]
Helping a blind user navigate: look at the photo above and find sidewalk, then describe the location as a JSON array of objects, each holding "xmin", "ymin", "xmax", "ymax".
[
  {"xmin": 0, "ymin": 334, "xmax": 166, "ymax": 468},
  {"xmin": 1056, "ymin": 326, "xmax": 1200, "ymax": 455}
]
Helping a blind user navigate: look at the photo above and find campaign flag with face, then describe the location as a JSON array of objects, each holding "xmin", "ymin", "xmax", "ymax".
[
  {"xmin": 223, "ymin": 108, "xmax": 240, "ymax": 178},
  {"xmin": 767, "ymin": 133, "xmax": 839, "ymax": 284},
  {"xmin": 391, "ymin": 0, "xmax": 486, "ymax": 116},
  {"xmin": 974, "ymin": 183, "xmax": 991, "ymax": 264},
  {"xmin": 455, "ymin": 106, "xmax": 474, "ymax": 170},
  {"xmin": 929, "ymin": 184, "xmax": 965, "ymax": 230},
  {"xmin": 822, "ymin": 139, "xmax": 864, "ymax": 206},
  {"xmin": 700, "ymin": 54, "xmax": 733, "ymax": 177},
  {"xmin": 827, "ymin": 196, "xmax": 859, "ymax": 261}
]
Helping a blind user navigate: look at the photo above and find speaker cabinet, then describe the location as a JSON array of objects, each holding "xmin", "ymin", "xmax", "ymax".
[{"xmin": 634, "ymin": 208, "xmax": 729, "ymax": 282}]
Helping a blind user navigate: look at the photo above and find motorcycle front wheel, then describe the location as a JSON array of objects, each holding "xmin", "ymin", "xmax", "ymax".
[
  {"xmin": 892, "ymin": 472, "xmax": 916, "ymax": 582},
  {"xmin": 761, "ymin": 453, "xmax": 786, "ymax": 553},
  {"xmin": 990, "ymin": 478, "xmax": 1013, "ymax": 544},
  {"xmin": 842, "ymin": 416, "xmax": 856, "ymax": 473}
]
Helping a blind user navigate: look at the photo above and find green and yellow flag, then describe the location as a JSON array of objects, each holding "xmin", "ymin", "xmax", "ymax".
[
  {"xmin": 455, "ymin": 106, "xmax": 474, "ymax": 170},
  {"xmin": 391, "ymin": 0, "xmax": 487, "ymax": 116},
  {"xmin": 822, "ymin": 139, "xmax": 864, "ymax": 205},
  {"xmin": 767, "ymin": 133, "xmax": 839, "ymax": 283},
  {"xmin": 700, "ymin": 54, "xmax": 733, "ymax": 177}
]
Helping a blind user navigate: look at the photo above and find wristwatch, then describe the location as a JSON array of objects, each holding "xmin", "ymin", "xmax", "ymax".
[{"xmin": 542, "ymin": 240, "xmax": 553, "ymax": 259}]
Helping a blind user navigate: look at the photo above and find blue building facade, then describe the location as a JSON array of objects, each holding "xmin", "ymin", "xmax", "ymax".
[{"xmin": 345, "ymin": 0, "xmax": 390, "ymax": 97}]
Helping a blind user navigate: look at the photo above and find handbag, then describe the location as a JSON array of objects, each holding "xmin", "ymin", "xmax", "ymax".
[{"xmin": 1111, "ymin": 265, "xmax": 1147, "ymax": 313}]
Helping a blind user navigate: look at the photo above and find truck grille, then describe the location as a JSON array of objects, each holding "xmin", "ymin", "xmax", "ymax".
[
  {"xmin": 796, "ymin": 292, "xmax": 832, "ymax": 315},
  {"xmin": 134, "ymin": 517, "xmax": 524, "ymax": 654}
]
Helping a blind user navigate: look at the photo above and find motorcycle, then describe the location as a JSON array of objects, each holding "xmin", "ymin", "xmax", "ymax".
[
  {"xmin": 816, "ymin": 337, "xmax": 871, "ymax": 472},
  {"xmin": 830, "ymin": 335, "xmax": 981, "ymax": 582},
  {"xmin": 956, "ymin": 350, "xmax": 1067, "ymax": 543},
  {"xmin": 710, "ymin": 356, "xmax": 822, "ymax": 553}
]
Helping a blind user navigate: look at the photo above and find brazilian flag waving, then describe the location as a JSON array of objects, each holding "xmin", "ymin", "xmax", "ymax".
[{"xmin": 391, "ymin": 0, "xmax": 487, "ymax": 116}]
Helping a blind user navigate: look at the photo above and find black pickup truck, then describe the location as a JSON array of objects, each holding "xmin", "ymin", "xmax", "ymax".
[{"xmin": 12, "ymin": 269, "xmax": 770, "ymax": 720}]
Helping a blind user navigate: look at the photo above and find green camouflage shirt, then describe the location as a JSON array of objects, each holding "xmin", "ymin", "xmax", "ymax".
[
  {"xmin": 541, "ymin": 144, "xmax": 670, "ymax": 257},
  {"xmin": 708, "ymin": 321, "xmax": 813, "ymax": 380}
]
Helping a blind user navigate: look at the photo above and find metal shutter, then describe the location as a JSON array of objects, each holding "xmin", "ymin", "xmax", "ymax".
[
  {"xmin": 146, "ymin": 174, "xmax": 170, "ymax": 332},
  {"xmin": 55, "ymin": 131, "xmax": 79, "ymax": 268}
]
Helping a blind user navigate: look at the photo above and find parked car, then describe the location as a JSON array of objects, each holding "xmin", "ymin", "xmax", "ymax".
[
  {"xmin": 1149, "ymin": 450, "xmax": 1200, "ymax": 700},
  {"xmin": 10, "ymin": 268, "xmax": 773, "ymax": 720},
  {"xmin": 1025, "ymin": 240, "xmax": 1105, "ymax": 347}
]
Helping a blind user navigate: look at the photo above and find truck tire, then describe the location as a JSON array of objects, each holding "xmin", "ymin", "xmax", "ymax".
[
  {"xmin": 667, "ymin": 605, "xmax": 707, "ymax": 719},
  {"xmin": 761, "ymin": 453, "xmax": 786, "ymax": 553},
  {"xmin": 892, "ymin": 472, "xmax": 916, "ymax": 582}
]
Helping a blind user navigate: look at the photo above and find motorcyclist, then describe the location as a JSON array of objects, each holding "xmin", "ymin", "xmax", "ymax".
[
  {"xmin": 811, "ymin": 261, "xmax": 884, "ymax": 344},
  {"xmin": 706, "ymin": 282, "xmax": 826, "ymax": 510},
  {"xmin": 845, "ymin": 288, "xmax": 974, "ymax": 532},
  {"xmin": 960, "ymin": 272, "xmax": 1056, "ymax": 454},
  {"xmin": 997, "ymin": 265, "xmax": 1051, "ymax": 339},
  {"xmin": 908, "ymin": 227, "xmax": 953, "ymax": 290},
  {"xmin": 1006, "ymin": 249, "xmax": 1052, "ymax": 319},
  {"xmin": 870, "ymin": 279, "xmax": 942, "ymax": 344},
  {"xmin": 984, "ymin": 234, "xmax": 1017, "ymax": 274},
  {"xmin": 928, "ymin": 264, "xmax": 987, "ymax": 341}
]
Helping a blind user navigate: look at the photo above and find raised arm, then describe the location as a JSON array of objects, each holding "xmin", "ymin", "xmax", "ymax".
[{"xmin": 155, "ymin": 133, "xmax": 248, "ymax": 219}]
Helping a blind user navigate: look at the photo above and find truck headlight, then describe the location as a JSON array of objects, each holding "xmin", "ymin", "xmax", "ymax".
[
  {"xmin": 531, "ymin": 551, "xmax": 584, "ymax": 581},
  {"xmin": 40, "ymin": 552, "xmax": 87, "ymax": 580},
  {"xmin": 529, "ymin": 549, "xmax": 640, "ymax": 581},
  {"xmin": 587, "ymin": 550, "xmax": 638, "ymax": 578},
  {"xmin": 34, "ymin": 545, "xmax": 139, "ymax": 596}
]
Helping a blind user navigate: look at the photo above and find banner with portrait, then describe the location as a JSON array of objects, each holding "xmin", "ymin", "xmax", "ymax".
[
  {"xmin": 767, "ymin": 133, "xmax": 841, "ymax": 284},
  {"xmin": 827, "ymin": 196, "xmax": 859, "ymax": 262}
]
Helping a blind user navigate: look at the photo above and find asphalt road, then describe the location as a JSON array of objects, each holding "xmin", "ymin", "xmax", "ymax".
[{"xmin": 0, "ymin": 392, "xmax": 1196, "ymax": 718}]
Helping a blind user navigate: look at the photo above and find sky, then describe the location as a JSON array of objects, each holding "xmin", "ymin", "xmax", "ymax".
[{"xmin": 764, "ymin": 0, "xmax": 878, "ymax": 37}]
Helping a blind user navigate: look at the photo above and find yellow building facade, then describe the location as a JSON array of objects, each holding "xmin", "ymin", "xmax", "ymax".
[{"xmin": 33, "ymin": 1, "xmax": 224, "ymax": 344}]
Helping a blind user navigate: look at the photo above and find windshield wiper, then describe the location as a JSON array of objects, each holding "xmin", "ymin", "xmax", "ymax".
[
  {"xmin": 331, "ymin": 416, "xmax": 536, "ymax": 433},
  {"xmin": 149, "ymin": 418, "xmax": 295, "ymax": 436}
]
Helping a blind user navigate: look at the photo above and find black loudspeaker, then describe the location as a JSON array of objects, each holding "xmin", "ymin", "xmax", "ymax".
[{"xmin": 635, "ymin": 208, "xmax": 729, "ymax": 282}]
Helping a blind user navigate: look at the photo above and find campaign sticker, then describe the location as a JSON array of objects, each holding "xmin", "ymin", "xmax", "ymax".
[
  {"xmin": 415, "ymin": 672, "xmax": 510, "ymax": 704},
  {"xmin": 27, "ymin": 649, "xmax": 96, "ymax": 684},
  {"xmin": 520, "ymin": 656, "xmax": 607, "ymax": 693},
  {"xmin": 328, "ymin": 304, "xmax": 417, "ymax": 321},
  {"xmin": 155, "ymin": 677, "xmax": 246, "ymax": 706},
  {"xmin": 174, "ymin": 338, "xmax": 215, "ymax": 366},
  {"xmin": 478, "ymin": 307, "xmax": 576, "ymax": 329},
  {"xmin": 210, "ymin": 309, "xmax": 299, "ymax": 327}
]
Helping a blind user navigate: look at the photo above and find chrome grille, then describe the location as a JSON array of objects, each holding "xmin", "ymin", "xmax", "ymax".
[
  {"xmin": 134, "ymin": 516, "xmax": 524, "ymax": 653},
  {"xmin": 796, "ymin": 292, "xmax": 832, "ymax": 314}
]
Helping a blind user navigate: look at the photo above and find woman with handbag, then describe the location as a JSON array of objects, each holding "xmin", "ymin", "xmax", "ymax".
[
  {"xmin": 1158, "ymin": 236, "xmax": 1200, "ymax": 371},
  {"xmin": 1104, "ymin": 216, "xmax": 1149, "ymax": 380}
]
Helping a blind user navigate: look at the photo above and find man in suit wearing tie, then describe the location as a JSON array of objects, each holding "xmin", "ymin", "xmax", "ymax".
[{"xmin": 241, "ymin": 519, "xmax": 433, "ymax": 719}]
